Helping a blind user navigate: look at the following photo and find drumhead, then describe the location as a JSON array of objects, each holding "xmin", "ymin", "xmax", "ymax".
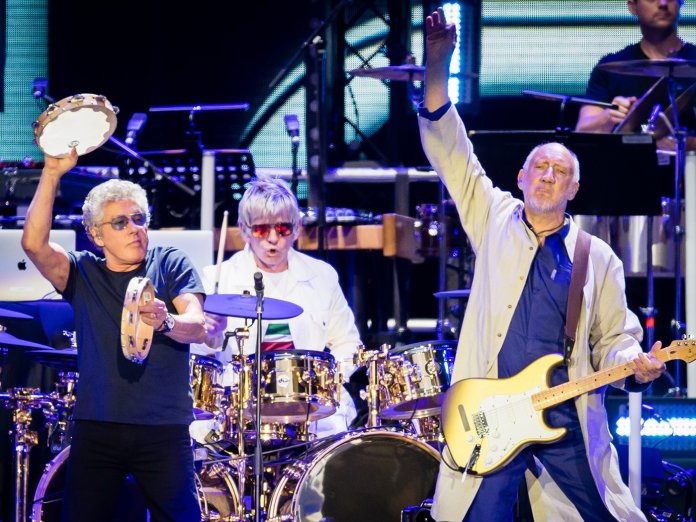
[
  {"xmin": 389, "ymin": 340, "xmax": 457, "ymax": 356},
  {"xmin": 33, "ymin": 93, "xmax": 118, "ymax": 157},
  {"xmin": 268, "ymin": 430, "xmax": 440, "ymax": 522}
]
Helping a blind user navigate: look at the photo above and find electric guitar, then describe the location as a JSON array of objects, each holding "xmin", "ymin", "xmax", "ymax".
[{"xmin": 441, "ymin": 339, "xmax": 696, "ymax": 476}]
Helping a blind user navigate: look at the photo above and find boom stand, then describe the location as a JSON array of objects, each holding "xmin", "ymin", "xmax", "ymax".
[{"xmin": 254, "ymin": 294, "xmax": 264, "ymax": 522}]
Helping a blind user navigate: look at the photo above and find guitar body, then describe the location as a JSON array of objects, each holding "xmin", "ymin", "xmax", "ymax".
[{"xmin": 442, "ymin": 353, "xmax": 567, "ymax": 475}]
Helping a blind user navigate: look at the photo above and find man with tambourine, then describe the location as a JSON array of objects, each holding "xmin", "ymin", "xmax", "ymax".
[{"xmin": 22, "ymin": 148, "xmax": 207, "ymax": 521}]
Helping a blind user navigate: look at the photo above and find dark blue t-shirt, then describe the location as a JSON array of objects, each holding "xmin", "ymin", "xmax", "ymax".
[
  {"xmin": 586, "ymin": 43, "xmax": 696, "ymax": 131},
  {"xmin": 62, "ymin": 246, "xmax": 204, "ymax": 425}
]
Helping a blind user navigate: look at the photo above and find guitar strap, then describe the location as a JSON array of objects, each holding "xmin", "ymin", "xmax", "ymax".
[{"xmin": 563, "ymin": 229, "xmax": 591, "ymax": 365}]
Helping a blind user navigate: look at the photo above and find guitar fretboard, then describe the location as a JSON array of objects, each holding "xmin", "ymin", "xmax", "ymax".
[{"xmin": 532, "ymin": 340, "xmax": 696, "ymax": 410}]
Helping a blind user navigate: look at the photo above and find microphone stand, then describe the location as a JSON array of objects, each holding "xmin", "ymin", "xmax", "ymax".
[
  {"xmin": 253, "ymin": 279, "xmax": 264, "ymax": 522},
  {"xmin": 290, "ymin": 138, "xmax": 300, "ymax": 197}
]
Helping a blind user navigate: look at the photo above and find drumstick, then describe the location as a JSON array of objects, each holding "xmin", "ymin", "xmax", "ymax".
[{"xmin": 214, "ymin": 211, "xmax": 229, "ymax": 294}]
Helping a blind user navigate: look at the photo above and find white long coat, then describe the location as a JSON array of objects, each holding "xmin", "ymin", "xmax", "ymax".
[{"xmin": 419, "ymin": 106, "xmax": 646, "ymax": 522}]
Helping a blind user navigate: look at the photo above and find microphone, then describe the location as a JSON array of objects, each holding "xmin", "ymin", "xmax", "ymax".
[
  {"xmin": 125, "ymin": 113, "xmax": 148, "ymax": 146},
  {"xmin": 32, "ymin": 78, "xmax": 55, "ymax": 103},
  {"xmin": 644, "ymin": 103, "xmax": 662, "ymax": 133},
  {"xmin": 253, "ymin": 272, "xmax": 264, "ymax": 295},
  {"xmin": 284, "ymin": 114, "xmax": 301, "ymax": 146},
  {"xmin": 32, "ymin": 78, "xmax": 48, "ymax": 98}
]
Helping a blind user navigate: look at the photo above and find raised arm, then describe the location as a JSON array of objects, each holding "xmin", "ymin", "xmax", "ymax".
[
  {"xmin": 21, "ymin": 150, "xmax": 78, "ymax": 293},
  {"xmin": 423, "ymin": 7, "xmax": 457, "ymax": 112}
]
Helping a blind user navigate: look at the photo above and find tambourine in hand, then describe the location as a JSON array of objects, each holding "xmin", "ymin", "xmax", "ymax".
[
  {"xmin": 33, "ymin": 93, "xmax": 118, "ymax": 157},
  {"xmin": 121, "ymin": 277, "xmax": 155, "ymax": 364}
]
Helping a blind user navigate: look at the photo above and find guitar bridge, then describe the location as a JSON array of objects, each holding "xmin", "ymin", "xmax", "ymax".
[{"xmin": 473, "ymin": 411, "xmax": 489, "ymax": 437}]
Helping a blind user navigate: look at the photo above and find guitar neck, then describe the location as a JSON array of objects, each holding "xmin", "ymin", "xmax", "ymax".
[{"xmin": 532, "ymin": 340, "xmax": 690, "ymax": 410}]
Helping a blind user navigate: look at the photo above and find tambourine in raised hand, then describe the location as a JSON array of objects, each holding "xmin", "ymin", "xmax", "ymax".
[{"xmin": 33, "ymin": 93, "xmax": 118, "ymax": 157}]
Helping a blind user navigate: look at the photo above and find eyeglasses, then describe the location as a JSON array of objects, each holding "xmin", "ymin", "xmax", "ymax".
[
  {"xmin": 98, "ymin": 212, "xmax": 149, "ymax": 231},
  {"xmin": 249, "ymin": 222, "xmax": 294, "ymax": 239}
]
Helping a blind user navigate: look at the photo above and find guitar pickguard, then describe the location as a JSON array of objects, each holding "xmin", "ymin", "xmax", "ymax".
[{"xmin": 476, "ymin": 386, "xmax": 559, "ymax": 470}]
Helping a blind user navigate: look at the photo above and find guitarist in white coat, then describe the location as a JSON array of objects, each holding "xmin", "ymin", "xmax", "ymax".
[{"xmin": 418, "ymin": 8, "xmax": 666, "ymax": 522}]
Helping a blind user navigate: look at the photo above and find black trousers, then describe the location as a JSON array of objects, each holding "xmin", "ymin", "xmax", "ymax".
[{"xmin": 61, "ymin": 420, "xmax": 200, "ymax": 522}]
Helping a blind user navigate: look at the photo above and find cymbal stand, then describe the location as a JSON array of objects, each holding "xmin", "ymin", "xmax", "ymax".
[
  {"xmin": 1, "ymin": 387, "xmax": 53, "ymax": 522},
  {"xmin": 229, "ymin": 325, "xmax": 251, "ymax": 520},
  {"xmin": 356, "ymin": 345, "xmax": 390, "ymax": 428},
  {"xmin": 665, "ymin": 71, "xmax": 688, "ymax": 395}
]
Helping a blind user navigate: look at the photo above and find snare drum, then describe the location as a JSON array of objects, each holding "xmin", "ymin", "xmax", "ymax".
[
  {"xmin": 31, "ymin": 446, "xmax": 242, "ymax": 521},
  {"xmin": 190, "ymin": 354, "xmax": 225, "ymax": 420},
  {"xmin": 248, "ymin": 350, "xmax": 338, "ymax": 423},
  {"xmin": 266, "ymin": 429, "xmax": 440, "ymax": 522},
  {"xmin": 379, "ymin": 340, "xmax": 456, "ymax": 419},
  {"xmin": 33, "ymin": 93, "xmax": 118, "ymax": 157}
]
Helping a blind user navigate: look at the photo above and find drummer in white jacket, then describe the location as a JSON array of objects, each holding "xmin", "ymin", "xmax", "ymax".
[{"xmin": 192, "ymin": 174, "xmax": 362, "ymax": 440}]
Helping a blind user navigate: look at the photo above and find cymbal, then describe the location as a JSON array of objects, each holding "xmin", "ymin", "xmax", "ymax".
[
  {"xmin": 0, "ymin": 307, "xmax": 33, "ymax": 320},
  {"xmin": 204, "ymin": 293, "xmax": 304, "ymax": 320},
  {"xmin": 0, "ymin": 331, "xmax": 52, "ymax": 350},
  {"xmin": 433, "ymin": 289, "xmax": 471, "ymax": 299},
  {"xmin": 598, "ymin": 58, "xmax": 696, "ymax": 78},
  {"xmin": 27, "ymin": 348, "xmax": 78, "ymax": 371},
  {"xmin": 348, "ymin": 65, "xmax": 425, "ymax": 82}
]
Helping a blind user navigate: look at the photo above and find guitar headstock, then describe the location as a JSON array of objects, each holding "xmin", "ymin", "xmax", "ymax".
[{"xmin": 660, "ymin": 338, "xmax": 696, "ymax": 364}]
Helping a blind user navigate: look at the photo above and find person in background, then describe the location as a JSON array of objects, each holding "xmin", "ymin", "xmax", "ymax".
[
  {"xmin": 576, "ymin": 0, "xmax": 696, "ymax": 149},
  {"xmin": 192, "ymin": 174, "xmax": 362, "ymax": 439},
  {"xmin": 419, "ymin": 8, "xmax": 665, "ymax": 521},
  {"xmin": 22, "ymin": 149, "xmax": 207, "ymax": 521}
]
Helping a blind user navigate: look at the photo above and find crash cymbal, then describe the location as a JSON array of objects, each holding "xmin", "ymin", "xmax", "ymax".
[
  {"xmin": 27, "ymin": 348, "xmax": 78, "ymax": 371},
  {"xmin": 433, "ymin": 289, "xmax": 471, "ymax": 299},
  {"xmin": 598, "ymin": 58, "xmax": 696, "ymax": 78},
  {"xmin": 0, "ymin": 307, "xmax": 33, "ymax": 320},
  {"xmin": 349, "ymin": 64, "xmax": 425, "ymax": 82},
  {"xmin": 0, "ymin": 331, "xmax": 52, "ymax": 350},
  {"xmin": 204, "ymin": 293, "xmax": 304, "ymax": 320}
]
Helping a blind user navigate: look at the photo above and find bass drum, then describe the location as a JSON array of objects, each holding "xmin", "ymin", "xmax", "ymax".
[
  {"xmin": 31, "ymin": 446, "xmax": 242, "ymax": 521},
  {"xmin": 267, "ymin": 430, "xmax": 440, "ymax": 522}
]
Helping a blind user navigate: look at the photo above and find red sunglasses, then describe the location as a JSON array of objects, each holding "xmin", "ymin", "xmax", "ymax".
[{"xmin": 249, "ymin": 222, "xmax": 294, "ymax": 238}]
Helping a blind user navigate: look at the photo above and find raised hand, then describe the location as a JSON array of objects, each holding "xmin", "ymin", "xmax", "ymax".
[
  {"xmin": 42, "ymin": 148, "xmax": 78, "ymax": 180},
  {"xmin": 424, "ymin": 7, "xmax": 458, "ymax": 111}
]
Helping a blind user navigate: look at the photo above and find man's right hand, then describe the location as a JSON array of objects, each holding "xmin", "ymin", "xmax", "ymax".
[
  {"xmin": 606, "ymin": 95, "xmax": 637, "ymax": 125},
  {"xmin": 43, "ymin": 148, "xmax": 78, "ymax": 179},
  {"xmin": 423, "ymin": 7, "xmax": 457, "ymax": 112}
]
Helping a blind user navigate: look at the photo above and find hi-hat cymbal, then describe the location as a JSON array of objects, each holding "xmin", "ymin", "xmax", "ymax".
[
  {"xmin": 349, "ymin": 65, "xmax": 425, "ymax": 82},
  {"xmin": 0, "ymin": 307, "xmax": 33, "ymax": 320},
  {"xmin": 434, "ymin": 289, "xmax": 471, "ymax": 299},
  {"xmin": 204, "ymin": 293, "xmax": 303, "ymax": 320},
  {"xmin": 599, "ymin": 58, "xmax": 696, "ymax": 78},
  {"xmin": 27, "ymin": 348, "xmax": 78, "ymax": 371},
  {"xmin": 0, "ymin": 331, "xmax": 52, "ymax": 350}
]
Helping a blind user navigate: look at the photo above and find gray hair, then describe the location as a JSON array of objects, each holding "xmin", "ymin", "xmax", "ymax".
[
  {"xmin": 82, "ymin": 178, "xmax": 150, "ymax": 233},
  {"xmin": 522, "ymin": 142, "xmax": 580, "ymax": 183},
  {"xmin": 238, "ymin": 175, "xmax": 300, "ymax": 229}
]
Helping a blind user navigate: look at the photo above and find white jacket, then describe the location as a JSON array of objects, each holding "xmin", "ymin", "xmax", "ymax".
[
  {"xmin": 419, "ymin": 105, "xmax": 646, "ymax": 522},
  {"xmin": 192, "ymin": 245, "xmax": 362, "ymax": 437}
]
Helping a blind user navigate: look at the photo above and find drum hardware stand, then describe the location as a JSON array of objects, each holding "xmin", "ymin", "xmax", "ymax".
[
  {"xmin": 228, "ymin": 324, "xmax": 252, "ymax": 521},
  {"xmin": 2, "ymin": 388, "xmax": 54, "ymax": 522},
  {"xmin": 356, "ymin": 345, "xmax": 390, "ymax": 428},
  {"xmin": 253, "ymin": 273, "xmax": 265, "ymax": 522},
  {"xmin": 664, "ymin": 71, "xmax": 688, "ymax": 396}
]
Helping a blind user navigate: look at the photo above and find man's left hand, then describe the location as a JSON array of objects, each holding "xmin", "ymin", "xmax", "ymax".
[{"xmin": 632, "ymin": 341, "xmax": 666, "ymax": 384}]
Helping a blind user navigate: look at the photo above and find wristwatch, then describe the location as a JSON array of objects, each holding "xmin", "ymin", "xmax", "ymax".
[{"xmin": 158, "ymin": 313, "xmax": 175, "ymax": 334}]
